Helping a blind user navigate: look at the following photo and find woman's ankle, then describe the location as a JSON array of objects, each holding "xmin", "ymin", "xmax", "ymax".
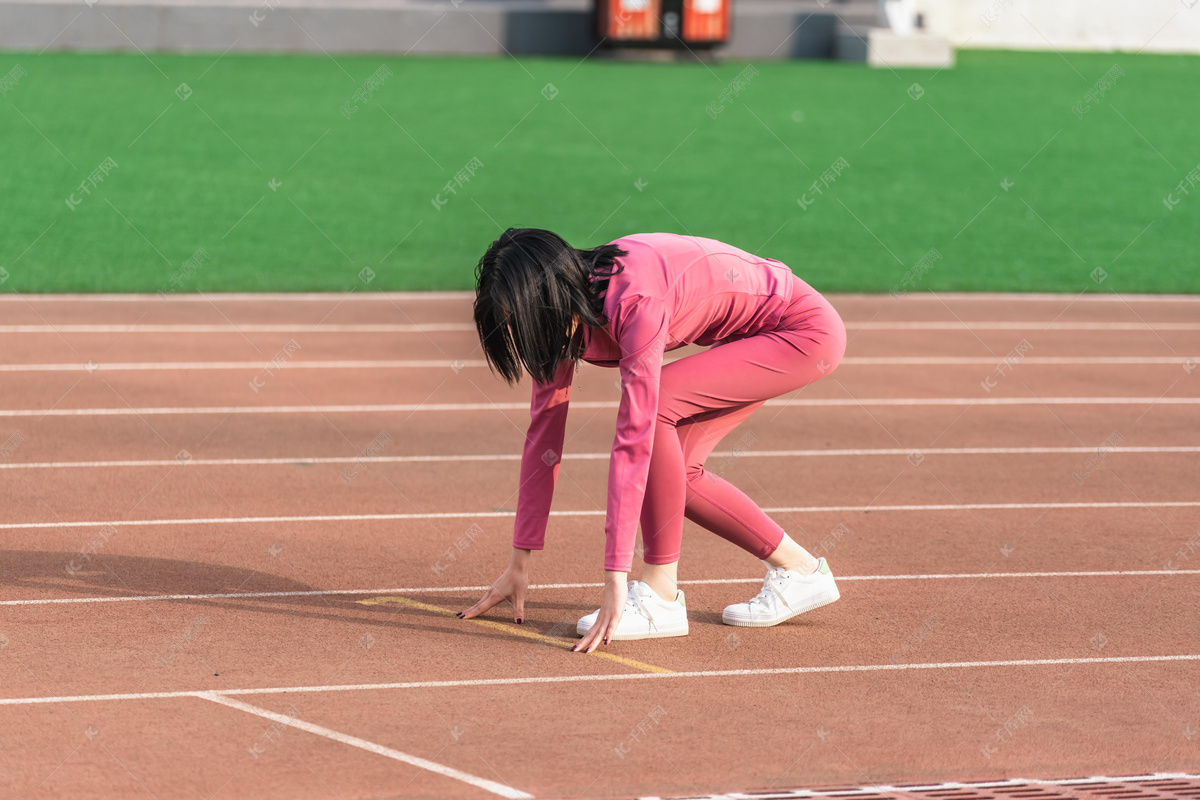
[
  {"xmin": 770, "ymin": 556, "xmax": 819, "ymax": 575},
  {"xmin": 641, "ymin": 562, "xmax": 680, "ymax": 600},
  {"xmin": 765, "ymin": 536, "xmax": 819, "ymax": 574}
]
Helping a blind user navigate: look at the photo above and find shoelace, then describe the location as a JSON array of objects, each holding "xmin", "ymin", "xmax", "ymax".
[
  {"xmin": 748, "ymin": 569, "xmax": 794, "ymax": 612},
  {"xmin": 625, "ymin": 582, "xmax": 656, "ymax": 624}
]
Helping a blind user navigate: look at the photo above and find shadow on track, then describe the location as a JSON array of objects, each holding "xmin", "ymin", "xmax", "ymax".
[{"xmin": 0, "ymin": 550, "xmax": 592, "ymax": 641}]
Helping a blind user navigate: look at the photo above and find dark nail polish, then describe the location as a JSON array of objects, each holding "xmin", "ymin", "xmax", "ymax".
[{"xmin": 516, "ymin": 618, "xmax": 523, "ymax": 624}]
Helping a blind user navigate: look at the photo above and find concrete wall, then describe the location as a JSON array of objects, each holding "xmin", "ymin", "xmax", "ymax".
[
  {"xmin": 4, "ymin": 0, "xmax": 1195, "ymax": 58},
  {"xmin": 0, "ymin": 0, "xmax": 879, "ymax": 57},
  {"xmin": 0, "ymin": 0, "xmax": 590, "ymax": 55},
  {"xmin": 725, "ymin": 2, "xmax": 844, "ymax": 59},
  {"xmin": 912, "ymin": 0, "xmax": 1200, "ymax": 54}
]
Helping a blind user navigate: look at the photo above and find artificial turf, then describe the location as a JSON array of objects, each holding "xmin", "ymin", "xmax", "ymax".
[{"xmin": 0, "ymin": 49, "xmax": 1196, "ymax": 294}]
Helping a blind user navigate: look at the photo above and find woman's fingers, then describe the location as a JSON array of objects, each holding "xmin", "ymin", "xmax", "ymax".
[
  {"xmin": 573, "ymin": 625, "xmax": 597, "ymax": 653},
  {"xmin": 602, "ymin": 618, "xmax": 619, "ymax": 649},
  {"xmin": 460, "ymin": 580, "xmax": 528, "ymax": 623},
  {"xmin": 585, "ymin": 624, "xmax": 608, "ymax": 653},
  {"xmin": 583, "ymin": 596, "xmax": 624, "ymax": 651},
  {"xmin": 459, "ymin": 588, "xmax": 502, "ymax": 620},
  {"xmin": 572, "ymin": 618, "xmax": 594, "ymax": 652},
  {"xmin": 589, "ymin": 617, "xmax": 615, "ymax": 653},
  {"xmin": 574, "ymin": 610, "xmax": 610, "ymax": 653}
]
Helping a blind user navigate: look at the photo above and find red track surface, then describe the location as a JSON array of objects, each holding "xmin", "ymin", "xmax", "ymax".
[{"xmin": 1, "ymin": 292, "xmax": 1198, "ymax": 800}]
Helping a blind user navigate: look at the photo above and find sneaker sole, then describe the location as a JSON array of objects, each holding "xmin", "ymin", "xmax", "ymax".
[
  {"xmin": 575, "ymin": 623, "xmax": 690, "ymax": 641},
  {"xmin": 721, "ymin": 586, "xmax": 841, "ymax": 628}
]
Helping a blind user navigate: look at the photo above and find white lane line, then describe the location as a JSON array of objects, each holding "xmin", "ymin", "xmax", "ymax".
[
  {"xmin": 852, "ymin": 322, "xmax": 1200, "ymax": 330},
  {"xmin": 4, "ymin": 570, "xmax": 1199, "ymax": 608},
  {"xmin": 3, "ymin": 397, "xmax": 1199, "ymax": 418},
  {"xmin": 0, "ymin": 356, "xmax": 1193, "ymax": 373},
  {"xmin": 0, "ymin": 292, "xmax": 476, "ymax": 302},
  {"xmin": 2, "ymin": 322, "xmax": 1200, "ymax": 334},
  {"xmin": 0, "ymin": 360, "xmax": 490, "ymax": 372},
  {"xmin": 640, "ymin": 772, "xmax": 1200, "ymax": 800},
  {"xmin": 198, "ymin": 693, "xmax": 533, "ymax": 800},
  {"xmin": 0, "ymin": 324, "xmax": 473, "ymax": 333},
  {"xmin": 3, "ymin": 655, "xmax": 1199, "ymax": 707},
  {"xmin": 3, "ymin": 502, "xmax": 1197, "ymax": 531},
  {"xmin": 2, "ymin": 291, "xmax": 1197, "ymax": 302},
  {"xmin": 841, "ymin": 356, "xmax": 1195, "ymax": 365},
  {"xmin": 3, "ymin": 446, "xmax": 1198, "ymax": 471}
]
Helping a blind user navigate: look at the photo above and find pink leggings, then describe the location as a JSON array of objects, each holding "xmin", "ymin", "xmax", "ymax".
[{"xmin": 639, "ymin": 282, "xmax": 846, "ymax": 564}]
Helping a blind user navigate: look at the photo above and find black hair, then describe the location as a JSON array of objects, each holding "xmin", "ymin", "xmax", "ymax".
[{"xmin": 474, "ymin": 228, "xmax": 626, "ymax": 385}]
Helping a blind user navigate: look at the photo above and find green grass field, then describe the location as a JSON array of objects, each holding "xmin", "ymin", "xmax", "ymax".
[{"xmin": 0, "ymin": 49, "xmax": 1196, "ymax": 294}]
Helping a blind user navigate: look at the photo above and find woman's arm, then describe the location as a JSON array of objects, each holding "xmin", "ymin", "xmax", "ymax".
[
  {"xmin": 460, "ymin": 358, "xmax": 573, "ymax": 623},
  {"xmin": 511, "ymin": 356, "xmax": 575, "ymax": 553},
  {"xmin": 574, "ymin": 295, "xmax": 669, "ymax": 652},
  {"xmin": 603, "ymin": 294, "xmax": 670, "ymax": 573}
]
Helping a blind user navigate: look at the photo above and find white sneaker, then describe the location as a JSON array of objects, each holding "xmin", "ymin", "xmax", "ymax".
[
  {"xmin": 576, "ymin": 581, "xmax": 689, "ymax": 641},
  {"xmin": 722, "ymin": 558, "xmax": 840, "ymax": 627}
]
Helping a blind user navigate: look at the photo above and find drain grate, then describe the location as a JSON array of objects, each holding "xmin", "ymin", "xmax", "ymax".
[{"xmin": 639, "ymin": 773, "xmax": 1200, "ymax": 800}]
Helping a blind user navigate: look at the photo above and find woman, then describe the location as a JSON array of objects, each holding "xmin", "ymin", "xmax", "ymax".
[{"xmin": 459, "ymin": 229, "xmax": 846, "ymax": 653}]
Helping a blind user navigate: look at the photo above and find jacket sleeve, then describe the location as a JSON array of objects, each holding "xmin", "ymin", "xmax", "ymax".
[
  {"xmin": 512, "ymin": 357, "xmax": 574, "ymax": 552},
  {"xmin": 604, "ymin": 294, "xmax": 669, "ymax": 572}
]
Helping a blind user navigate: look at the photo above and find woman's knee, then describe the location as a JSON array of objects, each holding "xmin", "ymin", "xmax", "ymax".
[{"xmin": 814, "ymin": 306, "xmax": 847, "ymax": 375}]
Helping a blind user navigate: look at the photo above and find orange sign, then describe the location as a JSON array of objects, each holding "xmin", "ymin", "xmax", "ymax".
[
  {"xmin": 599, "ymin": 0, "xmax": 662, "ymax": 40},
  {"xmin": 682, "ymin": 0, "xmax": 728, "ymax": 42}
]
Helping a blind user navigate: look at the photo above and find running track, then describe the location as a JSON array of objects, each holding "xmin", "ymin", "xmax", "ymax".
[{"xmin": 0, "ymin": 291, "xmax": 1197, "ymax": 800}]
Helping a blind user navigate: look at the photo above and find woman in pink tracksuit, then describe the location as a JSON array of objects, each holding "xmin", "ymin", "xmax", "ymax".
[{"xmin": 460, "ymin": 229, "xmax": 846, "ymax": 653}]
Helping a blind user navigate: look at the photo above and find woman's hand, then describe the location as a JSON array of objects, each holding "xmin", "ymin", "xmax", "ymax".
[
  {"xmin": 572, "ymin": 571, "xmax": 628, "ymax": 653},
  {"xmin": 459, "ymin": 548, "xmax": 531, "ymax": 623}
]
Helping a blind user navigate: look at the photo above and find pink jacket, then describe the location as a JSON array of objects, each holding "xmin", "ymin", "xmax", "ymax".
[{"xmin": 511, "ymin": 233, "xmax": 800, "ymax": 572}]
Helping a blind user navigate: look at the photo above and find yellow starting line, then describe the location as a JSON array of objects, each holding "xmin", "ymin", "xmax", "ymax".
[{"xmin": 356, "ymin": 596, "xmax": 674, "ymax": 674}]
